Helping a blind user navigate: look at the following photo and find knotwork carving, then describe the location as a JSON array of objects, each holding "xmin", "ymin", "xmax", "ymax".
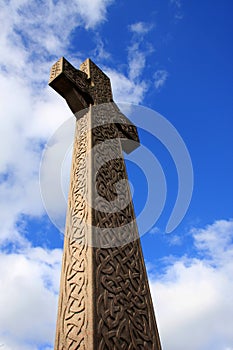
[
  {"xmin": 50, "ymin": 58, "xmax": 162, "ymax": 349},
  {"xmin": 96, "ymin": 243, "xmax": 159, "ymax": 350},
  {"xmin": 91, "ymin": 104, "xmax": 161, "ymax": 349},
  {"xmin": 55, "ymin": 112, "xmax": 90, "ymax": 349}
]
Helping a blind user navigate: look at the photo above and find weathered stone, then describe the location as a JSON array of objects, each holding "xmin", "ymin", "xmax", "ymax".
[{"xmin": 49, "ymin": 57, "xmax": 162, "ymax": 350}]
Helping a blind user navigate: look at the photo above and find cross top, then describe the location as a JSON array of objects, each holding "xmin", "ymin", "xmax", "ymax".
[
  {"xmin": 49, "ymin": 57, "xmax": 140, "ymax": 153},
  {"xmin": 49, "ymin": 57, "xmax": 113, "ymax": 113}
]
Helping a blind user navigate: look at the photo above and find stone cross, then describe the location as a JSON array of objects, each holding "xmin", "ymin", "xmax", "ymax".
[{"xmin": 49, "ymin": 57, "xmax": 162, "ymax": 349}]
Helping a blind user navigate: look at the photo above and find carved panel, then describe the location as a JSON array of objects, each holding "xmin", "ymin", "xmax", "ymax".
[
  {"xmin": 80, "ymin": 59, "xmax": 113, "ymax": 105},
  {"xmin": 91, "ymin": 105, "xmax": 161, "ymax": 349},
  {"xmin": 49, "ymin": 57, "xmax": 63, "ymax": 84},
  {"xmin": 63, "ymin": 59, "xmax": 90, "ymax": 95},
  {"xmin": 55, "ymin": 112, "xmax": 90, "ymax": 349}
]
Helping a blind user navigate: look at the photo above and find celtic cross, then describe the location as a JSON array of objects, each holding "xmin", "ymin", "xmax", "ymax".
[{"xmin": 49, "ymin": 57, "xmax": 162, "ymax": 349}]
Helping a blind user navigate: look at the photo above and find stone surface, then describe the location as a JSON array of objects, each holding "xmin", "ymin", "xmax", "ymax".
[{"xmin": 49, "ymin": 58, "xmax": 162, "ymax": 349}]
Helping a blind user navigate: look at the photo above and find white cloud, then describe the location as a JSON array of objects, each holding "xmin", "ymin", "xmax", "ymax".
[
  {"xmin": 0, "ymin": 0, "xmax": 115, "ymax": 244},
  {"xmin": 128, "ymin": 43, "xmax": 146, "ymax": 81},
  {"xmin": 192, "ymin": 219, "xmax": 233, "ymax": 264},
  {"xmin": 0, "ymin": 246, "xmax": 62, "ymax": 349},
  {"xmin": 0, "ymin": 73, "xmax": 71, "ymax": 244},
  {"xmin": 0, "ymin": 0, "xmax": 156, "ymax": 249},
  {"xmin": 149, "ymin": 219, "xmax": 233, "ymax": 350},
  {"xmin": 170, "ymin": 0, "xmax": 184, "ymax": 20},
  {"xmin": 94, "ymin": 39, "xmax": 111, "ymax": 61},
  {"xmin": 154, "ymin": 69, "xmax": 169, "ymax": 90},
  {"xmin": 106, "ymin": 68, "xmax": 147, "ymax": 104},
  {"xmin": 127, "ymin": 21, "xmax": 170, "ymax": 97},
  {"xmin": 129, "ymin": 21, "xmax": 154, "ymax": 35},
  {"xmin": 0, "ymin": 4, "xmax": 153, "ymax": 346},
  {"xmin": 0, "ymin": 0, "xmax": 113, "ymax": 87},
  {"xmin": 2, "ymin": 219, "xmax": 232, "ymax": 350},
  {"xmin": 127, "ymin": 22, "xmax": 154, "ymax": 81},
  {"xmin": 0, "ymin": 4, "xmax": 170, "ymax": 347},
  {"xmin": 148, "ymin": 226, "xmax": 160, "ymax": 234},
  {"xmin": 75, "ymin": 0, "xmax": 114, "ymax": 29},
  {"xmin": 170, "ymin": 0, "xmax": 182, "ymax": 8}
]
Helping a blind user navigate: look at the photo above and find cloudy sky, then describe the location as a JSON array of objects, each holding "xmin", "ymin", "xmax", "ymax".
[{"xmin": 0, "ymin": 0, "xmax": 232, "ymax": 349}]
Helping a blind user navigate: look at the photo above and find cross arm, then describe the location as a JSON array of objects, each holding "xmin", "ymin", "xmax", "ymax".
[
  {"xmin": 110, "ymin": 103, "xmax": 140, "ymax": 153},
  {"xmin": 49, "ymin": 57, "xmax": 93, "ymax": 113}
]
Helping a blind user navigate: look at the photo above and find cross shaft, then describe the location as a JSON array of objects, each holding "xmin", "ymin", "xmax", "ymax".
[{"xmin": 49, "ymin": 57, "xmax": 162, "ymax": 350}]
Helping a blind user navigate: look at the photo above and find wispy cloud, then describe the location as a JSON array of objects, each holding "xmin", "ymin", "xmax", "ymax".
[
  {"xmin": 170, "ymin": 0, "xmax": 182, "ymax": 8},
  {"xmin": 128, "ymin": 43, "xmax": 147, "ymax": 81},
  {"xmin": 149, "ymin": 219, "xmax": 233, "ymax": 350},
  {"xmin": 127, "ymin": 21, "xmax": 154, "ymax": 82},
  {"xmin": 129, "ymin": 21, "xmax": 154, "ymax": 35},
  {"xmin": 128, "ymin": 20, "xmax": 169, "ymax": 90},
  {"xmin": 0, "ymin": 0, "xmax": 114, "ymax": 83},
  {"xmin": 154, "ymin": 69, "xmax": 169, "ymax": 90},
  {"xmin": 170, "ymin": 0, "xmax": 184, "ymax": 20},
  {"xmin": 93, "ymin": 35, "xmax": 111, "ymax": 61},
  {"xmin": 106, "ymin": 68, "xmax": 147, "ymax": 104},
  {"xmin": 148, "ymin": 226, "xmax": 160, "ymax": 234},
  {"xmin": 128, "ymin": 21, "xmax": 170, "ymax": 93}
]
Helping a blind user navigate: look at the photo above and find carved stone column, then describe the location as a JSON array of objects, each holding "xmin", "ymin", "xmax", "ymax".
[{"xmin": 49, "ymin": 58, "xmax": 162, "ymax": 350}]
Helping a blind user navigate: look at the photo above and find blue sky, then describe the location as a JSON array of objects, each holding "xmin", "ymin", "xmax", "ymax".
[{"xmin": 0, "ymin": 0, "xmax": 232, "ymax": 349}]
